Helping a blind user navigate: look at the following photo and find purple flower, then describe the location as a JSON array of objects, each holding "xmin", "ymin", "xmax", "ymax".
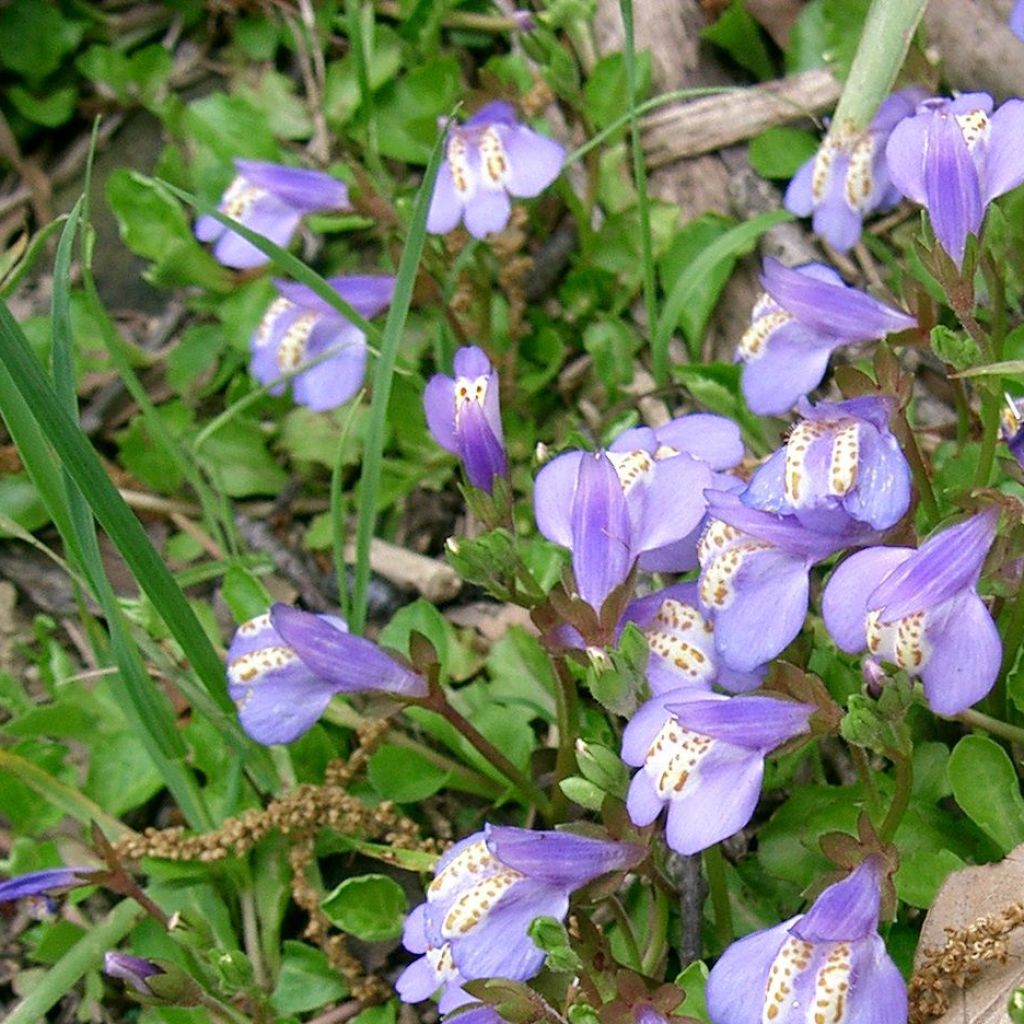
[
  {"xmin": 1002, "ymin": 394, "xmax": 1024, "ymax": 468},
  {"xmin": 195, "ymin": 160, "xmax": 350, "ymax": 269},
  {"xmin": 621, "ymin": 690, "xmax": 813, "ymax": 854},
  {"xmin": 743, "ymin": 396, "xmax": 911, "ymax": 531},
  {"xmin": 822, "ymin": 509, "xmax": 1001, "ymax": 715},
  {"xmin": 608, "ymin": 413, "xmax": 744, "ymax": 572},
  {"xmin": 886, "ymin": 92, "xmax": 1024, "ymax": 268},
  {"xmin": 428, "ymin": 101, "xmax": 565, "ymax": 239},
  {"xmin": 227, "ymin": 604, "xmax": 428, "ymax": 744},
  {"xmin": 706, "ymin": 857, "xmax": 906, "ymax": 1024},
  {"xmin": 786, "ymin": 89, "xmax": 927, "ymax": 252},
  {"xmin": 621, "ymin": 583, "xmax": 764, "ymax": 694},
  {"xmin": 1013, "ymin": 0, "xmax": 1024, "ymax": 40},
  {"xmin": 424, "ymin": 346, "xmax": 507, "ymax": 493},
  {"xmin": 104, "ymin": 953, "xmax": 164, "ymax": 997},
  {"xmin": 697, "ymin": 491, "xmax": 877, "ymax": 673},
  {"xmin": 738, "ymin": 259, "xmax": 916, "ymax": 416},
  {"xmin": 535, "ymin": 433, "xmax": 716, "ymax": 611},
  {"xmin": 396, "ymin": 824, "xmax": 644, "ymax": 1012},
  {"xmin": 0, "ymin": 866, "xmax": 102, "ymax": 904},
  {"xmin": 250, "ymin": 275, "xmax": 394, "ymax": 412}
]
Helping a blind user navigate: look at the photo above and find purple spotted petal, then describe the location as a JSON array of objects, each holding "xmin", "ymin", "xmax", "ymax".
[
  {"xmin": 984, "ymin": 98, "xmax": 1024, "ymax": 201},
  {"xmin": 0, "ymin": 866, "xmax": 101, "ymax": 903},
  {"xmin": 740, "ymin": 325, "xmax": 837, "ymax": 415},
  {"xmin": 870, "ymin": 509, "xmax": 998, "ymax": 621},
  {"xmin": 290, "ymin": 320, "xmax": 366, "ymax": 411},
  {"xmin": 923, "ymin": 109, "xmax": 983, "ymax": 268},
  {"xmin": 653, "ymin": 414, "xmax": 744, "ymax": 470},
  {"xmin": 632, "ymin": 453, "xmax": 713, "ymax": 554},
  {"xmin": 841, "ymin": 422, "xmax": 911, "ymax": 530},
  {"xmin": 921, "ymin": 591, "xmax": 1001, "ymax": 714},
  {"xmin": 811, "ymin": 178, "xmax": 865, "ymax": 253},
  {"xmin": 663, "ymin": 742, "xmax": 763, "ymax": 854},
  {"xmin": 668, "ymin": 695, "xmax": 814, "ymax": 753},
  {"xmin": 450, "ymin": 881, "xmax": 565, "ymax": 982},
  {"xmin": 234, "ymin": 160, "xmax": 350, "ymax": 212},
  {"xmin": 708, "ymin": 547, "xmax": 810, "ymax": 673},
  {"xmin": 486, "ymin": 826, "xmax": 645, "ymax": 886},
  {"xmin": 793, "ymin": 858, "xmax": 882, "ymax": 942},
  {"xmin": 620, "ymin": 693, "xmax": 683, "ymax": 766},
  {"xmin": 841, "ymin": 935, "xmax": 909, "ymax": 1024},
  {"xmin": 270, "ymin": 604, "xmax": 428, "ymax": 697},
  {"xmin": 743, "ymin": 450, "xmax": 789, "ymax": 515},
  {"xmin": 761, "ymin": 259, "xmax": 916, "ymax": 339},
  {"xmin": 706, "ymin": 919, "xmax": 796, "ymax": 1024},
  {"xmin": 822, "ymin": 547, "xmax": 913, "ymax": 652},
  {"xmin": 213, "ymin": 197, "xmax": 301, "ymax": 269},
  {"xmin": 500, "ymin": 124, "xmax": 565, "ymax": 197}
]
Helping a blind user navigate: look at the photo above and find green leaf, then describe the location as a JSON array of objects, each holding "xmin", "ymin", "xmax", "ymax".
[
  {"xmin": 0, "ymin": 0, "xmax": 76, "ymax": 80},
  {"xmin": 372, "ymin": 56, "xmax": 461, "ymax": 164},
  {"xmin": 583, "ymin": 316, "xmax": 639, "ymax": 393},
  {"xmin": 786, "ymin": 0, "xmax": 871, "ymax": 76},
  {"xmin": 583, "ymin": 51, "xmax": 652, "ymax": 130},
  {"xmin": 237, "ymin": 70, "xmax": 313, "ymax": 140},
  {"xmin": 948, "ymin": 735, "xmax": 1024, "ymax": 854},
  {"xmin": 702, "ymin": 0, "xmax": 775, "ymax": 80},
  {"xmin": 84, "ymin": 730, "xmax": 164, "ymax": 816},
  {"xmin": 527, "ymin": 917, "xmax": 581, "ymax": 974},
  {"xmin": 183, "ymin": 92, "xmax": 280, "ymax": 161},
  {"xmin": 0, "ymin": 472, "xmax": 49, "ymax": 533},
  {"xmin": 931, "ymin": 324, "xmax": 981, "ymax": 372},
  {"xmin": 893, "ymin": 847, "xmax": 965, "ymax": 908},
  {"xmin": 748, "ymin": 127, "xmax": 819, "ymax": 179},
  {"xmin": 485, "ymin": 628, "xmax": 557, "ymax": 721},
  {"xmin": 321, "ymin": 875, "xmax": 407, "ymax": 942},
  {"xmin": 270, "ymin": 941, "xmax": 347, "ymax": 1015},
  {"xmin": 221, "ymin": 566, "xmax": 272, "ymax": 623},
  {"xmin": 559, "ymin": 776, "xmax": 606, "ymax": 812},
  {"xmin": 8, "ymin": 86, "xmax": 77, "ymax": 128},
  {"xmin": 197, "ymin": 418, "xmax": 288, "ymax": 497},
  {"xmin": 368, "ymin": 744, "xmax": 451, "ymax": 802},
  {"xmin": 654, "ymin": 209, "xmax": 792, "ymax": 363},
  {"xmin": 105, "ymin": 170, "xmax": 232, "ymax": 292},
  {"xmin": 675, "ymin": 960, "xmax": 710, "ymax": 1024},
  {"xmin": 324, "ymin": 26, "xmax": 403, "ymax": 128}
]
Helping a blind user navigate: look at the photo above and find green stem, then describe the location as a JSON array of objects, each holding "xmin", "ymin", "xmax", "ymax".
[
  {"xmin": 974, "ymin": 386, "xmax": 1002, "ymax": 488},
  {"xmin": 618, "ymin": 0, "xmax": 660, "ymax": 382},
  {"xmin": 850, "ymin": 745, "xmax": 882, "ymax": 823},
  {"xmin": 331, "ymin": 391, "xmax": 365, "ymax": 624},
  {"xmin": 198, "ymin": 993, "xmax": 253, "ymax": 1024},
  {"xmin": 427, "ymin": 689, "xmax": 554, "ymax": 821},
  {"xmin": 831, "ymin": 0, "xmax": 929, "ymax": 132},
  {"xmin": 878, "ymin": 748, "xmax": 912, "ymax": 843},
  {"xmin": 1000, "ymin": 576, "xmax": 1024, "ymax": 681},
  {"xmin": 550, "ymin": 658, "xmax": 579, "ymax": 821},
  {"xmin": 605, "ymin": 895, "xmax": 643, "ymax": 972},
  {"xmin": 641, "ymin": 884, "xmax": 670, "ymax": 975},
  {"xmin": 703, "ymin": 844, "xmax": 733, "ymax": 950},
  {"xmin": 954, "ymin": 706, "xmax": 1024, "ymax": 745},
  {"xmin": 894, "ymin": 408, "xmax": 940, "ymax": 526}
]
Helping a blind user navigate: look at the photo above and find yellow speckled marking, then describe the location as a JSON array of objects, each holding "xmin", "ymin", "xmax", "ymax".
[
  {"xmin": 828, "ymin": 422, "xmax": 860, "ymax": 497},
  {"xmin": 644, "ymin": 716, "xmax": 715, "ymax": 798},
  {"xmin": 608, "ymin": 450, "xmax": 655, "ymax": 496},
  {"xmin": 429, "ymin": 839, "xmax": 497, "ymax": 900},
  {"xmin": 440, "ymin": 869, "xmax": 524, "ymax": 937},
  {"xmin": 956, "ymin": 109, "xmax": 990, "ymax": 151},
  {"xmin": 480, "ymin": 127, "xmax": 510, "ymax": 188},
  {"xmin": 254, "ymin": 297, "xmax": 295, "ymax": 349},
  {"xmin": 739, "ymin": 310, "xmax": 794, "ymax": 361},
  {"xmin": 784, "ymin": 420, "xmax": 830, "ymax": 506},
  {"xmin": 276, "ymin": 312, "xmax": 317, "ymax": 373},
  {"xmin": 844, "ymin": 135, "xmax": 876, "ymax": 212},
  {"xmin": 762, "ymin": 936, "xmax": 813, "ymax": 1023}
]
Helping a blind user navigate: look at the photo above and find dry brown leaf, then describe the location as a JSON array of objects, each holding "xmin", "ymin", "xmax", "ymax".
[{"xmin": 911, "ymin": 842, "xmax": 1024, "ymax": 1024}]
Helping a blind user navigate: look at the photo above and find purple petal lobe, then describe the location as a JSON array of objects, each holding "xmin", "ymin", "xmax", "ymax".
[
  {"xmin": 234, "ymin": 160, "xmax": 350, "ymax": 211},
  {"xmin": 0, "ymin": 866, "xmax": 101, "ymax": 903},
  {"xmin": 793, "ymin": 858, "xmax": 882, "ymax": 942},
  {"xmin": 653, "ymin": 414, "xmax": 744, "ymax": 470},
  {"xmin": 668, "ymin": 695, "xmax": 814, "ymax": 753},
  {"xmin": 534, "ymin": 451, "xmax": 585, "ymax": 549},
  {"xmin": 870, "ymin": 509, "xmax": 998, "ymax": 621},
  {"xmin": 464, "ymin": 188, "xmax": 512, "ymax": 238},
  {"xmin": 984, "ymin": 98, "xmax": 1024, "ymax": 201},
  {"xmin": 486, "ymin": 826, "xmax": 645, "ymax": 886},
  {"xmin": 501, "ymin": 125, "xmax": 565, "ymax": 197},
  {"xmin": 270, "ymin": 604, "xmax": 428, "ymax": 697},
  {"xmin": 706, "ymin": 919, "xmax": 795, "ymax": 1024},
  {"xmin": 923, "ymin": 110, "xmax": 983, "ymax": 268},
  {"xmin": 822, "ymin": 547, "xmax": 913, "ymax": 653},
  {"xmin": 424, "ymin": 375, "xmax": 459, "ymax": 454}
]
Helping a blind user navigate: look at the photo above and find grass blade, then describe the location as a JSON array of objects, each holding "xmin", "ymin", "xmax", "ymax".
[{"xmin": 348, "ymin": 115, "xmax": 448, "ymax": 633}]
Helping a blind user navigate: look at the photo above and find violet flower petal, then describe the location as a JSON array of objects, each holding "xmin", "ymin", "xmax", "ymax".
[
  {"xmin": 457, "ymin": 396, "xmax": 508, "ymax": 491},
  {"xmin": 0, "ymin": 866, "xmax": 100, "ymax": 903},
  {"xmin": 501, "ymin": 125, "xmax": 565, "ymax": 197},
  {"xmin": 705, "ymin": 919, "xmax": 796, "ymax": 1024},
  {"xmin": 1013, "ymin": 0, "xmax": 1024, "ymax": 40},
  {"xmin": 668, "ymin": 696, "xmax": 814, "ymax": 753},
  {"xmin": 760, "ymin": 259, "xmax": 916, "ymax": 339},
  {"xmin": 427, "ymin": 161, "xmax": 466, "ymax": 235},
  {"xmin": 487, "ymin": 826, "xmax": 644, "ymax": 886},
  {"xmin": 740, "ymin": 326, "xmax": 837, "ymax": 416},
  {"xmin": 292, "ymin": 320, "xmax": 367, "ymax": 412},
  {"xmin": 464, "ymin": 187, "xmax": 513, "ymax": 239},
  {"xmin": 885, "ymin": 113, "xmax": 930, "ymax": 205},
  {"xmin": 793, "ymin": 859, "xmax": 881, "ymax": 941},
  {"xmin": 569, "ymin": 452, "xmax": 634, "ymax": 611},
  {"xmin": 213, "ymin": 200, "xmax": 301, "ymax": 269},
  {"xmin": 923, "ymin": 109, "xmax": 983, "ymax": 268},
  {"xmin": 626, "ymin": 771, "xmax": 664, "ymax": 826},
  {"xmin": 663, "ymin": 743, "xmax": 763, "ymax": 855},
  {"xmin": 811, "ymin": 186, "xmax": 865, "ymax": 253},
  {"xmin": 423, "ymin": 375, "xmax": 459, "ymax": 454},
  {"xmin": 270, "ymin": 603, "xmax": 428, "ymax": 697},
  {"xmin": 234, "ymin": 160, "xmax": 350, "ymax": 212},
  {"xmin": 921, "ymin": 591, "xmax": 1002, "ymax": 714},
  {"xmin": 822, "ymin": 547, "xmax": 913, "ymax": 653},
  {"xmin": 653, "ymin": 414, "xmax": 744, "ymax": 470},
  {"xmin": 533, "ymin": 451, "xmax": 584, "ymax": 549},
  {"xmin": 984, "ymin": 98, "xmax": 1024, "ymax": 201},
  {"xmin": 841, "ymin": 422, "xmax": 912, "ymax": 530},
  {"xmin": 869, "ymin": 509, "xmax": 998, "ymax": 622}
]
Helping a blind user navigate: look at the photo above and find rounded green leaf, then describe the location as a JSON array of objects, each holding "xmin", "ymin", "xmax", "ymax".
[
  {"xmin": 321, "ymin": 874, "xmax": 406, "ymax": 942},
  {"xmin": 948, "ymin": 735, "xmax": 1024, "ymax": 854}
]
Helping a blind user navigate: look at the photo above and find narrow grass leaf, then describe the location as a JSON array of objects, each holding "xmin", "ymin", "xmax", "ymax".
[{"xmin": 348, "ymin": 114, "xmax": 448, "ymax": 634}]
